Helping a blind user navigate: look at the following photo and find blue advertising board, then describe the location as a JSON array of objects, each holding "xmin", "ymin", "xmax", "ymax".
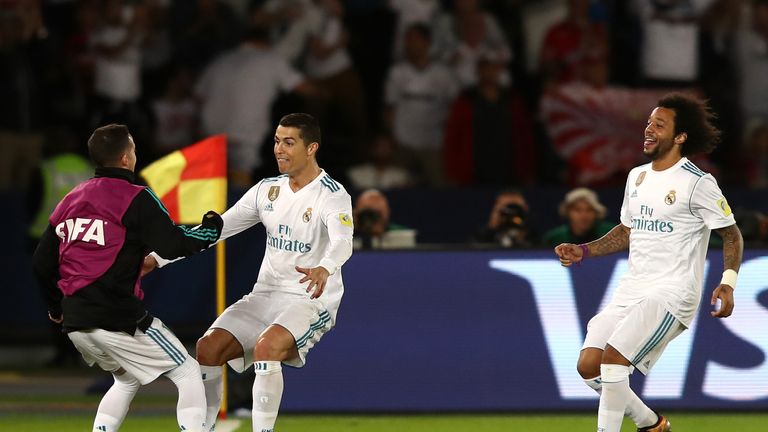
[{"xmin": 278, "ymin": 250, "xmax": 768, "ymax": 411}]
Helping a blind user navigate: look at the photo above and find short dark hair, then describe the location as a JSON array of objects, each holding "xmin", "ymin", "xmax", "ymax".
[
  {"xmin": 278, "ymin": 113, "xmax": 321, "ymax": 147},
  {"xmin": 657, "ymin": 93, "xmax": 721, "ymax": 156},
  {"xmin": 405, "ymin": 23, "xmax": 432, "ymax": 41},
  {"xmin": 87, "ymin": 124, "xmax": 132, "ymax": 167}
]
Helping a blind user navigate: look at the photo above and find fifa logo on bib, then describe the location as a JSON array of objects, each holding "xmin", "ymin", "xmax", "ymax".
[
  {"xmin": 55, "ymin": 218, "xmax": 106, "ymax": 246},
  {"xmin": 664, "ymin": 190, "xmax": 676, "ymax": 205}
]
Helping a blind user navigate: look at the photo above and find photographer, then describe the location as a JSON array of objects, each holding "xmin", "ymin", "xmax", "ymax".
[
  {"xmin": 472, "ymin": 189, "xmax": 536, "ymax": 248},
  {"xmin": 353, "ymin": 189, "xmax": 415, "ymax": 249}
]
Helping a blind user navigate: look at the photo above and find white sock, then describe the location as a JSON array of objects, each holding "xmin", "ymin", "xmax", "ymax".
[
  {"xmin": 597, "ymin": 364, "xmax": 630, "ymax": 432},
  {"xmin": 584, "ymin": 376, "xmax": 603, "ymax": 393},
  {"xmin": 585, "ymin": 375, "xmax": 657, "ymax": 428},
  {"xmin": 166, "ymin": 358, "xmax": 206, "ymax": 432},
  {"xmin": 92, "ymin": 371, "xmax": 140, "ymax": 432},
  {"xmin": 252, "ymin": 361, "xmax": 283, "ymax": 432},
  {"xmin": 200, "ymin": 365, "xmax": 223, "ymax": 431}
]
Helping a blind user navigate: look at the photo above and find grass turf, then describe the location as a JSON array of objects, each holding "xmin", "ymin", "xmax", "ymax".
[{"xmin": 1, "ymin": 412, "xmax": 767, "ymax": 431}]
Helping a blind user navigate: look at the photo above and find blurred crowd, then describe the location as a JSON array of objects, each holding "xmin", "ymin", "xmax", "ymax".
[
  {"xmin": 4, "ymin": 1, "xmax": 768, "ymax": 195},
  {"xmin": 3, "ymin": 0, "xmax": 768, "ymax": 191}
]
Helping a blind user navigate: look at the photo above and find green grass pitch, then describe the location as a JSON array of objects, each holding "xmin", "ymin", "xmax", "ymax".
[{"xmin": 1, "ymin": 412, "xmax": 767, "ymax": 431}]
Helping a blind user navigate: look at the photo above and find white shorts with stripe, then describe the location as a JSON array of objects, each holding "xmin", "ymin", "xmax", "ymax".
[
  {"xmin": 67, "ymin": 317, "xmax": 189, "ymax": 385},
  {"xmin": 209, "ymin": 290, "xmax": 333, "ymax": 372},
  {"xmin": 582, "ymin": 297, "xmax": 686, "ymax": 375}
]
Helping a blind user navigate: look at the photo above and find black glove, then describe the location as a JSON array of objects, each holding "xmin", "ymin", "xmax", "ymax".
[{"xmin": 200, "ymin": 210, "xmax": 224, "ymax": 241}]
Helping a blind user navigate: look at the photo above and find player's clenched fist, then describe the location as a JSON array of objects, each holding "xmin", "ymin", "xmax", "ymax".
[{"xmin": 554, "ymin": 243, "xmax": 584, "ymax": 267}]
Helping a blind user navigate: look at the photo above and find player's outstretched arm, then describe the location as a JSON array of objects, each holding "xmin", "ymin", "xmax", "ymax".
[
  {"xmin": 586, "ymin": 223, "xmax": 630, "ymax": 257},
  {"xmin": 710, "ymin": 223, "xmax": 743, "ymax": 318},
  {"xmin": 555, "ymin": 224, "xmax": 630, "ymax": 266}
]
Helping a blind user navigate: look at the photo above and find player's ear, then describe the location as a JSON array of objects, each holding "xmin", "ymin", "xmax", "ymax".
[
  {"xmin": 674, "ymin": 133, "xmax": 687, "ymax": 144},
  {"xmin": 307, "ymin": 142, "xmax": 319, "ymax": 156}
]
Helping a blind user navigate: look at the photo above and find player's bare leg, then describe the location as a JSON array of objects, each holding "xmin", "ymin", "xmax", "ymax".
[
  {"xmin": 197, "ymin": 329, "xmax": 244, "ymax": 431},
  {"xmin": 251, "ymin": 324, "xmax": 298, "ymax": 432}
]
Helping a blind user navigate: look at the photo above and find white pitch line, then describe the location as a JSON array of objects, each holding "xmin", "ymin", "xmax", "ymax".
[{"xmin": 215, "ymin": 419, "xmax": 243, "ymax": 432}]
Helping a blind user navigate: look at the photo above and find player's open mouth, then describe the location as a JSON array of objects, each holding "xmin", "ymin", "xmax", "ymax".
[{"xmin": 643, "ymin": 137, "xmax": 656, "ymax": 149}]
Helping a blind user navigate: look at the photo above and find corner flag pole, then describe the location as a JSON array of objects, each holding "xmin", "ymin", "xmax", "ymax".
[{"xmin": 216, "ymin": 241, "xmax": 228, "ymax": 418}]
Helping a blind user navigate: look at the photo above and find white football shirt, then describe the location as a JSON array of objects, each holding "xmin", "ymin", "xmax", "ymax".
[
  {"xmin": 614, "ymin": 157, "xmax": 735, "ymax": 326},
  {"xmin": 219, "ymin": 170, "xmax": 354, "ymax": 320}
]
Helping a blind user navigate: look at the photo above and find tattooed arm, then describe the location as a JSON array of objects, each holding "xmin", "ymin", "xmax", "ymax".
[
  {"xmin": 715, "ymin": 224, "xmax": 743, "ymax": 273},
  {"xmin": 554, "ymin": 223, "xmax": 630, "ymax": 266},
  {"xmin": 709, "ymin": 223, "xmax": 743, "ymax": 318}
]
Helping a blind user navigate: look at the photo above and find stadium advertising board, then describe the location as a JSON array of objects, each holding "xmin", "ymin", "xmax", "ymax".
[{"xmin": 281, "ymin": 250, "xmax": 768, "ymax": 411}]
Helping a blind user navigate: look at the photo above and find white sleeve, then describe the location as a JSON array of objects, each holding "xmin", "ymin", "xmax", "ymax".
[
  {"xmin": 690, "ymin": 175, "xmax": 736, "ymax": 230},
  {"xmin": 219, "ymin": 183, "xmax": 263, "ymax": 241},
  {"xmin": 318, "ymin": 193, "xmax": 354, "ymax": 275},
  {"xmin": 620, "ymin": 172, "xmax": 633, "ymax": 228},
  {"xmin": 151, "ymin": 183, "xmax": 263, "ymax": 268}
]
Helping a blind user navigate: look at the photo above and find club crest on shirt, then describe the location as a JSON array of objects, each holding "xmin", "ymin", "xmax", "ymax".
[
  {"xmin": 303, "ymin": 207, "xmax": 313, "ymax": 223},
  {"xmin": 268, "ymin": 186, "xmax": 280, "ymax": 201},
  {"xmin": 716, "ymin": 197, "xmax": 732, "ymax": 216},
  {"xmin": 636, "ymin": 171, "xmax": 646, "ymax": 186},
  {"xmin": 664, "ymin": 190, "xmax": 676, "ymax": 205}
]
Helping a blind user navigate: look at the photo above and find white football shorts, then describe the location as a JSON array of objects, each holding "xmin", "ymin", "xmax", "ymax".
[
  {"xmin": 582, "ymin": 297, "xmax": 686, "ymax": 374},
  {"xmin": 67, "ymin": 317, "xmax": 189, "ymax": 385},
  {"xmin": 209, "ymin": 289, "xmax": 333, "ymax": 372}
]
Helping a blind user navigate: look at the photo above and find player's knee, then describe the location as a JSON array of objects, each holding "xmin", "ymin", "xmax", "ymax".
[
  {"xmin": 253, "ymin": 337, "xmax": 289, "ymax": 362},
  {"xmin": 196, "ymin": 336, "xmax": 224, "ymax": 366},
  {"xmin": 577, "ymin": 359, "xmax": 600, "ymax": 379},
  {"xmin": 577, "ymin": 351, "xmax": 601, "ymax": 378}
]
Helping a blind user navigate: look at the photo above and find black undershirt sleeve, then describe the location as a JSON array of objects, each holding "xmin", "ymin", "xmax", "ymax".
[
  {"xmin": 31, "ymin": 225, "xmax": 63, "ymax": 318},
  {"xmin": 126, "ymin": 189, "xmax": 222, "ymax": 260}
]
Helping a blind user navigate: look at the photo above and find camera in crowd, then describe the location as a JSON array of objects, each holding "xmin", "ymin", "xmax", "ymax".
[{"xmin": 495, "ymin": 202, "xmax": 531, "ymax": 248}]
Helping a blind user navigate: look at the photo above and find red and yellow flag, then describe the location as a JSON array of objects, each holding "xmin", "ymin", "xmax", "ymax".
[{"xmin": 140, "ymin": 135, "xmax": 227, "ymax": 224}]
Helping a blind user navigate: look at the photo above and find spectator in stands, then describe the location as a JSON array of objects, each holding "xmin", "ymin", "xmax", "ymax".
[
  {"xmin": 0, "ymin": 4, "xmax": 46, "ymax": 190},
  {"xmin": 347, "ymin": 133, "xmax": 414, "ymax": 190},
  {"xmin": 150, "ymin": 66, "xmax": 198, "ymax": 158},
  {"xmin": 353, "ymin": 189, "xmax": 416, "ymax": 249},
  {"xmin": 746, "ymin": 122, "xmax": 768, "ymax": 188},
  {"xmin": 195, "ymin": 26, "xmax": 313, "ymax": 186},
  {"xmin": 303, "ymin": 0, "xmax": 367, "ymax": 175},
  {"xmin": 542, "ymin": 187, "xmax": 613, "ymax": 247},
  {"xmin": 169, "ymin": 0, "xmax": 243, "ymax": 70},
  {"xmin": 251, "ymin": 0, "xmax": 319, "ymax": 65},
  {"xmin": 433, "ymin": 0, "xmax": 511, "ymax": 87},
  {"xmin": 539, "ymin": 0, "xmax": 608, "ymax": 86},
  {"xmin": 384, "ymin": 23, "xmax": 459, "ymax": 186},
  {"xmin": 88, "ymin": 0, "xmax": 151, "ymax": 153},
  {"xmin": 139, "ymin": 0, "xmax": 174, "ymax": 101},
  {"xmin": 388, "ymin": 0, "xmax": 441, "ymax": 58},
  {"xmin": 633, "ymin": 0, "xmax": 715, "ymax": 86},
  {"xmin": 443, "ymin": 52, "xmax": 536, "ymax": 186},
  {"xmin": 736, "ymin": 0, "xmax": 768, "ymax": 144},
  {"xmin": 472, "ymin": 189, "xmax": 536, "ymax": 248}
]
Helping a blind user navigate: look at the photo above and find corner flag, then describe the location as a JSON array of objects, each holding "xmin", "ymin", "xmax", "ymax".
[{"xmin": 140, "ymin": 135, "xmax": 227, "ymax": 224}]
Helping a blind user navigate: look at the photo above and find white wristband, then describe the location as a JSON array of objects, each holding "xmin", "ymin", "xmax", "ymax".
[{"xmin": 720, "ymin": 269, "xmax": 738, "ymax": 288}]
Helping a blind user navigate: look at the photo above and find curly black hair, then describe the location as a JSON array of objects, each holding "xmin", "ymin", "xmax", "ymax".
[{"xmin": 657, "ymin": 93, "xmax": 721, "ymax": 156}]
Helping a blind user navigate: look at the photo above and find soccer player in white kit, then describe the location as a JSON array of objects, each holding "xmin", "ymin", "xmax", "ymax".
[
  {"xmin": 554, "ymin": 94, "xmax": 743, "ymax": 432},
  {"xmin": 147, "ymin": 113, "xmax": 353, "ymax": 432}
]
